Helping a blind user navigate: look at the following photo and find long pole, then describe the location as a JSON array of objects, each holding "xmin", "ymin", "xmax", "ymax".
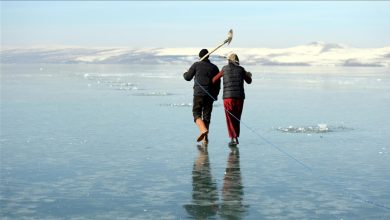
[{"xmin": 199, "ymin": 29, "xmax": 233, "ymax": 61}]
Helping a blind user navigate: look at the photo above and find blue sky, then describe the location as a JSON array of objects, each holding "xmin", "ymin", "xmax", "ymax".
[{"xmin": 1, "ymin": 1, "xmax": 390, "ymax": 48}]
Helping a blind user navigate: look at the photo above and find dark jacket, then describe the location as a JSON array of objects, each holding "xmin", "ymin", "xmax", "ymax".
[
  {"xmin": 183, "ymin": 59, "xmax": 220, "ymax": 100},
  {"xmin": 219, "ymin": 63, "xmax": 252, "ymax": 99}
]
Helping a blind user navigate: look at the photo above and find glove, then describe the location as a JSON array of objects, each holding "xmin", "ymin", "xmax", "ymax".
[{"xmin": 246, "ymin": 71, "xmax": 252, "ymax": 78}]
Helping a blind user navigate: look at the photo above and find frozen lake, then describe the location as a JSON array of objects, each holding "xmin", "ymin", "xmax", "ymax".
[{"xmin": 1, "ymin": 64, "xmax": 390, "ymax": 219}]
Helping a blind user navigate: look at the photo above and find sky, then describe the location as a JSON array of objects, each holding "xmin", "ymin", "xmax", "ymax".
[{"xmin": 1, "ymin": 1, "xmax": 390, "ymax": 48}]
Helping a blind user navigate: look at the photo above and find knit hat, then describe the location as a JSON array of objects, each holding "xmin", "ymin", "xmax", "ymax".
[
  {"xmin": 199, "ymin": 49, "xmax": 209, "ymax": 59},
  {"xmin": 228, "ymin": 53, "xmax": 239, "ymax": 65}
]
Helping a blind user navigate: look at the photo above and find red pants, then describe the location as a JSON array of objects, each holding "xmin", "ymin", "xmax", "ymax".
[{"xmin": 224, "ymin": 98, "xmax": 244, "ymax": 138}]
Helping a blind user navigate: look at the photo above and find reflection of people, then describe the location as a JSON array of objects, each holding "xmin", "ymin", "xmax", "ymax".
[
  {"xmin": 184, "ymin": 49, "xmax": 221, "ymax": 144},
  {"xmin": 184, "ymin": 145, "xmax": 219, "ymax": 218},
  {"xmin": 212, "ymin": 53, "xmax": 252, "ymax": 146},
  {"xmin": 220, "ymin": 147, "xmax": 246, "ymax": 219}
]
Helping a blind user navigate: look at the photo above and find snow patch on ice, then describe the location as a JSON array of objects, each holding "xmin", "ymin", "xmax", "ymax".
[{"xmin": 277, "ymin": 124, "xmax": 353, "ymax": 134}]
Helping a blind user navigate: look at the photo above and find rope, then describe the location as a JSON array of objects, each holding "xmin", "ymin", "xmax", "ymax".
[{"xmin": 193, "ymin": 78, "xmax": 390, "ymax": 211}]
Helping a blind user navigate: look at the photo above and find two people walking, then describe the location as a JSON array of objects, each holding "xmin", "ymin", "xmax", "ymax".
[{"xmin": 184, "ymin": 49, "xmax": 252, "ymax": 146}]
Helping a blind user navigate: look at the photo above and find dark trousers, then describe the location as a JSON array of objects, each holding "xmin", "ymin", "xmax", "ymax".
[
  {"xmin": 224, "ymin": 98, "xmax": 244, "ymax": 138},
  {"xmin": 192, "ymin": 96, "xmax": 214, "ymax": 128}
]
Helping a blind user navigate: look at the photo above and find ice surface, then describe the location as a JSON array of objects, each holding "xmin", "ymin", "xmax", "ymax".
[{"xmin": 1, "ymin": 64, "xmax": 390, "ymax": 219}]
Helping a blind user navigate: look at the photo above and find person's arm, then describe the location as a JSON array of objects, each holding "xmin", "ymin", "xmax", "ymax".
[
  {"xmin": 211, "ymin": 66, "xmax": 221, "ymax": 100},
  {"xmin": 212, "ymin": 70, "xmax": 223, "ymax": 84},
  {"xmin": 244, "ymin": 71, "xmax": 252, "ymax": 84},
  {"xmin": 183, "ymin": 63, "xmax": 196, "ymax": 81}
]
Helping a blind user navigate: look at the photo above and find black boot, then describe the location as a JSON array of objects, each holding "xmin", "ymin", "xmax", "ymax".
[
  {"xmin": 203, "ymin": 134, "xmax": 209, "ymax": 144},
  {"xmin": 203, "ymin": 121, "xmax": 210, "ymax": 144},
  {"xmin": 229, "ymin": 138, "xmax": 239, "ymax": 146}
]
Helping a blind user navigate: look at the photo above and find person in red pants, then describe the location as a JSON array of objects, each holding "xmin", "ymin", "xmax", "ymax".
[{"xmin": 212, "ymin": 53, "xmax": 252, "ymax": 146}]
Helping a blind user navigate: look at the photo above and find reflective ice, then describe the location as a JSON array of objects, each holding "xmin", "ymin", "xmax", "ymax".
[{"xmin": 1, "ymin": 64, "xmax": 390, "ymax": 219}]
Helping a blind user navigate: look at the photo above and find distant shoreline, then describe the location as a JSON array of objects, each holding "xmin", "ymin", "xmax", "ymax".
[{"xmin": 1, "ymin": 42, "xmax": 389, "ymax": 67}]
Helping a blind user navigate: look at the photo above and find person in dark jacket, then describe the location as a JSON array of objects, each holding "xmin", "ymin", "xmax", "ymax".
[
  {"xmin": 184, "ymin": 49, "xmax": 221, "ymax": 144},
  {"xmin": 212, "ymin": 53, "xmax": 252, "ymax": 146}
]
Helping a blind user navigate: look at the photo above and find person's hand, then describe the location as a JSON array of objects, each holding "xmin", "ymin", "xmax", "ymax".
[{"xmin": 246, "ymin": 71, "xmax": 252, "ymax": 78}]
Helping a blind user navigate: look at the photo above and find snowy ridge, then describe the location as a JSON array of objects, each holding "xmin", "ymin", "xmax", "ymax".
[{"xmin": 1, "ymin": 42, "xmax": 389, "ymax": 67}]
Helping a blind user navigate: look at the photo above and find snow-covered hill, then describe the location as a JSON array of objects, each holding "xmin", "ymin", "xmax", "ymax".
[{"xmin": 1, "ymin": 42, "xmax": 389, "ymax": 67}]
